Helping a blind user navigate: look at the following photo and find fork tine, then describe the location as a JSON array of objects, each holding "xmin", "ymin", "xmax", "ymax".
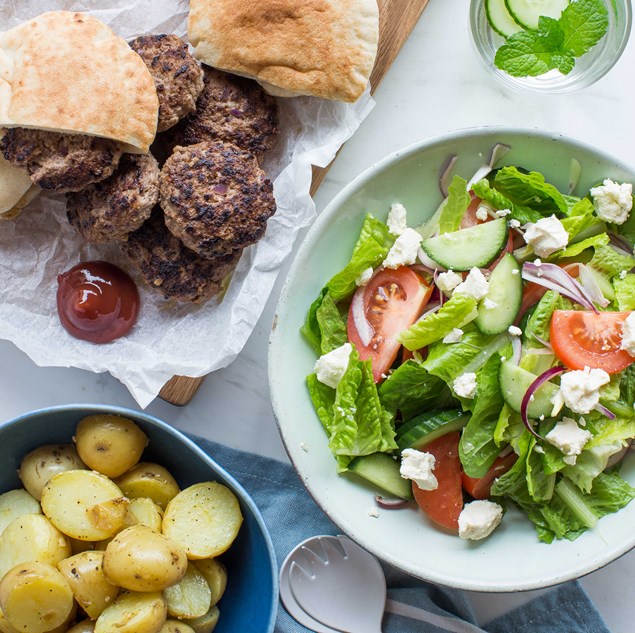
[
  {"xmin": 319, "ymin": 536, "xmax": 347, "ymax": 562},
  {"xmin": 298, "ymin": 544, "xmax": 328, "ymax": 570},
  {"xmin": 289, "ymin": 559, "xmax": 315, "ymax": 580}
]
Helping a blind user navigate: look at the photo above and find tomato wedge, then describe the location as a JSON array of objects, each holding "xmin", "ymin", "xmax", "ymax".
[
  {"xmin": 462, "ymin": 453, "xmax": 518, "ymax": 500},
  {"xmin": 348, "ymin": 267, "xmax": 432, "ymax": 382},
  {"xmin": 411, "ymin": 432, "xmax": 463, "ymax": 530},
  {"xmin": 550, "ymin": 310, "xmax": 634, "ymax": 374}
]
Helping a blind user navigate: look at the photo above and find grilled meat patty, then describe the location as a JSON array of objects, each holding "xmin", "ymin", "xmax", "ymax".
[
  {"xmin": 159, "ymin": 141, "xmax": 276, "ymax": 259},
  {"xmin": 1, "ymin": 128, "xmax": 122, "ymax": 193},
  {"xmin": 130, "ymin": 34, "xmax": 205, "ymax": 133},
  {"xmin": 66, "ymin": 153, "xmax": 160, "ymax": 243},
  {"xmin": 123, "ymin": 207, "xmax": 241, "ymax": 303},
  {"xmin": 163, "ymin": 67, "xmax": 279, "ymax": 161}
]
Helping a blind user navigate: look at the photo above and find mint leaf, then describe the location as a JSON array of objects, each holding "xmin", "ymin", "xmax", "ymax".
[
  {"xmin": 561, "ymin": 0, "xmax": 609, "ymax": 56},
  {"xmin": 495, "ymin": 18, "xmax": 574, "ymax": 77}
]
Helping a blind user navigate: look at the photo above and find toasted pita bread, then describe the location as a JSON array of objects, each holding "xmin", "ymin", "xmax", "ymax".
[
  {"xmin": 0, "ymin": 155, "xmax": 38, "ymax": 219},
  {"xmin": 0, "ymin": 11, "xmax": 159, "ymax": 152},
  {"xmin": 188, "ymin": 0, "xmax": 379, "ymax": 103}
]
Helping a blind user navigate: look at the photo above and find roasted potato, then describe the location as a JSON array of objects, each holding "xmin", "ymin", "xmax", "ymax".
[
  {"xmin": 115, "ymin": 462, "xmax": 180, "ymax": 509},
  {"xmin": 74, "ymin": 415, "xmax": 148, "ymax": 478},
  {"xmin": 58, "ymin": 550, "xmax": 119, "ymax": 619},
  {"xmin": 41, "ymin": 469, "xmax": 128, "ymax": 540},
  {"xmin": 125, "ymin": 497, "xmax": 163, "ymax": 531},
  {"xmin": 193, "ymin": 558, "xmax": 227, "ymax": 606},
  {"xmin": 0, "ymin": 488, "xmax": 41, "ymax": 536},
  {"xmin": 0, "ymin": 561, "xmax": 74, "ymax": 633},
  {"xmin": 165, "ymin": 562, "xmax": 212, "ymax": 619},
  {"xmin": 163, "ymin": 483, "xmax": 243, "ymax": 558},
  {"xmin": 160, "ymin": 621, "xmax": 196, "ymax": 633},
  {"xmin": 185, "ymin": 605, "xmax": 220, "ymax": 633},
  {"xmin": 18, "ymin": 443, "xmax": 86, "ymax": 500},
  {"xmin": 95, "ymin": 591, "xmax": 167, "ymax": 633},
  {"xmin": 0, "ymin": 513, "xmax": 70, "ymax": 578},
  {"xmin": 103, "ymin": 525, "xmax": 187, "ymax": 592}
]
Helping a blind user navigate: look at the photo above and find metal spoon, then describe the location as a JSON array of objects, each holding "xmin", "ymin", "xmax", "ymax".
[{"xmin": 284, "ymin": 534, "xmax": 387, "ymax": 633}]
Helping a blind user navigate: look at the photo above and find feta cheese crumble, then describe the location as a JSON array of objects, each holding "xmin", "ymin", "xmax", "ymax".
[
  {"xmin": 620, "ymin": 312, "xmax": 635, "ymax": 357},
  {"xmin": 368, "ymin": 507, "xmax": 379, "ymax": 518},
  {"xmin": 590, "ymin": 179, "xmax": 633, "ymax": 225},
  {"xmin": 495, "ymin": 208, "xmax": 512, "ymax": 217},
  {"xmin": 436, "ymin": 270, "xmax": 463, "ymax": 296},
  {"xmin": 522, "ymin": 215, "xmax": 569, "ymax": 257},
  {"xmin": 400, "ymin": 449, "xmax": 438, "ymax": 491},
  {"xmin": 387, "ymin": 202, "xmax": 408, "ymax": 236},
  {"xmin": 355, "ymin": 266, "xmax": 374, "ymax": 287},
  {"xmin": 454, "ymin": 268, "xmax": 489, "ymax": 301},
  {"xmin": 314, "ymin": 343, "xmax": 352, "ymax": 389},
  {"xmin": 475, "ymin": 206, "xmax": 489, "ymax": 221},
  {"xmin": 443, "ymin": 328, "xmax": 464, "ymax": 344},
  {"xmin": 383, "ymin": 228, "xmax": 422, "ymax": 269},
  {"xmin": 458, "ymin": 500, "xmax": 503, "ymax": 541},
  {"xmin": 509, "ymin": 218, "xmax": 521, "ymax": 229},
  {"xmin": 508, "ymin": 325, "xmax": 522, "ymax": 336},
  {"xmin": 545, "ymin": 417, "xmax": 592, "ymax": 464},
  {"xmin": 454, "ymin": 372, "xmax": 477, "ymax": 399},
  {"xmin": 483, "ymin": 298, "xmax": 498, "ymax": 310},
  {"xmin": 558, "ymin": 367, "xmax": 610, "ymax": 414}
]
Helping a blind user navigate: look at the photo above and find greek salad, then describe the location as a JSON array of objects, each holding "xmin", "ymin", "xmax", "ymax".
[{"xmin": 302, "ymin": 144, "xmax": 635, "ymax": 542}]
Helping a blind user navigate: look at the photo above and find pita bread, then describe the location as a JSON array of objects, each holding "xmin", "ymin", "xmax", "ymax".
[
  {"xmin": 0, "ymin": 155, "xmax": 38, "ymax": 219},
  {"xmin": 188, "ymin": 0, "xmax": 379, "ymax": 103},
  {"xmin": 0, "ymin": 11, "xmax": 159, "ymax": 153}
]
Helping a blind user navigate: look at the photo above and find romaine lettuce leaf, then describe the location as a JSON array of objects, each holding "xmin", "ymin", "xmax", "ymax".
[
  {"xmin": 559, "ymin": 197, "xmax": 604, "ymax": 240},
  {"xmin": 316, "ymin": 292, "xmax": 348, "ymax": 353},
  {"xmin": 438, "ymin": 175, "xmax": 470, "ymax": 234},
  {"xmin": 563, "ymin": 442, "xmax": 625, "ymax": 493},
  {"xmin": 307, "ymin": 373, "xmax": 336, "ymax": 434},
  {"xmin": 589, "ymin": 244, "xmax": 635, "ymax": 280},
  {"xmin": 613, "ymin": 273, "xmax": 635, "ymax": 310},
  {"xmin": 459, "ymin": 355, "xmax": 504, "ymax": 478},
  {"xmin": 398, "ymin": 294, "xmax": 478, "ymax": 351},
  {"xmin": 552, "ymin": 233, "xmax": 609, "ymax": 260},
  {"xmin": 471, "ymin": 178, "xmax": 542, "ymax": 225},
  {"xmin": 378, "ymin": 360, "xmax": 454, "ymax": 421},
  {"xmin": 301, "ymin": 289, "xmax": 328, "ymax": 354}
]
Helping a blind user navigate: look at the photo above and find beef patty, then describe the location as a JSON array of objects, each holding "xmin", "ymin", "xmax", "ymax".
[
  {"xmin": 163, "ymin": 67, "xmax": 279, "ymax": 161},
  {"xmin": 66, "ymin": 153, "xmax": 160, "ymax": 243},
  {"xmin": 129, "ymin": 34, "xmax": 205, "ymax": 133},
  {"xmin": 1, "ymin": 128, "xmax": 122, "ymax": 193},
  {"xmin": 123, "ymin": 207, "xmax": 241, "ymax": 303},
  {"xmin": 159, "ymin": 141, "xmax": 276, "ymax": 259}
]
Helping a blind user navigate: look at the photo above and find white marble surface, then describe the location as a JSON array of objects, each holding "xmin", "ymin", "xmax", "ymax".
[{"xmin": 2, "ymin": 0, "xmax": 635, "ymax": 630}]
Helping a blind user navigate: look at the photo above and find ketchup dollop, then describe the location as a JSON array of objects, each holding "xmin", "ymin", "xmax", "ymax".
[{"xmin": 56, "ymin": 261, "xmax": 140, "ymax": 344}]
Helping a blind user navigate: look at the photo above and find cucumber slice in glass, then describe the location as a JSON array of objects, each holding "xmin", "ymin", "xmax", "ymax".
[
  {"xmin": 421, "ymin": 218, "xmax": 509, "ymax": 271},
  {"xmin": 504, "ymin": 0, "xmax": 570, "ymax": 30},
  {"xmin": 485, "ymin": 0, "xmax": 524, "ymax": 36}
]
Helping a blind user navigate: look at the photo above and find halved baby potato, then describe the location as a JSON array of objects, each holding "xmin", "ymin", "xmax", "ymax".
[
  {"xmin": 41, "ymin": 469, "xmax": 128, "ymax": 541},
  {"xmin": 163, "ymin": 482, "xmax": 243, "ymax": 559},
  {"xmin": 115, "ymin": 463, "xmax": 180, "ymax": 509},
  {"xmin": 160, "ymin": 621, "xmax": 196, "ymax": 633},
  {"xmin": 67, "ymin": 622, "xmax": 96, "ymax": 633},
  {"xmin": 193, "ymin": 558, "xmax": 227, "ymax": 606},
  {"xmin": 95, "ymin": 591, "xmax": 167, "ymax": 633},
  {"xmin": 185, "ymin": 605, "xmax": 220, "ymax": 633},
  {"xmin": 164, "ymin": 563, "xmax": 212, "ymax": 619},
  {"xmin": 125, "ymin": 497, "xmax": 163, "ymax": 531},
  {"xmin": 0, "ymin": 488, "xmax": 41, "ymax": 536}
]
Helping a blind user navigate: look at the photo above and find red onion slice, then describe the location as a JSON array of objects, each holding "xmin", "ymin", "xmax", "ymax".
[
  {"xmin": 375, "ymin": 493, "xmax": 409, "ymax": 509},
  {"xmin": 510, "ymin": 335, "xmax": 522, "ymax": 366},
  {"xmin": 467, "ymin": 143, "xmax": 512, "ymax": 190},
  {"xmin": 439, "ymin": 154, "xmax": 458, "ymax": 198},
  {"xmin": 350, "ymin": 286, "xmax": 374, "ymax": 347},
  {"xmin": 608, "ymin": 233, "xmax": 634, "ymax": 256},
  {"xmin": 578, "ymin": 265, "xmax": 610, "ymax": 308},
  {"xmin": 528, "ymin": 330, "xmax": 553, "ymax": 350},
  {"xmin": 416, "ymin": 302, "xmax": 441, "ymax": 322},
  {"xmin": 593, "ymin": 403, "xmax": 616, "ymax": 420},
  {"xmin": 520, "ymin": 366, "xmax": 566, "ymax": 439},
  {"xmin": 568, "ymin": 158, "xmax": 582, "ymax": 194},
  {"xmin": 521, "ymin": 262, "xmax": 598, "ymax": 312},
  {"xmin": 418, "ymin": 247, "xmax": 446, "ymax": 272}
]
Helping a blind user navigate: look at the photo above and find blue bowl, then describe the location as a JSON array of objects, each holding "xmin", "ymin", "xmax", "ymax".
[{"xmin": 0, "ymin": 404, "xmax": 278, "ymax": 633}]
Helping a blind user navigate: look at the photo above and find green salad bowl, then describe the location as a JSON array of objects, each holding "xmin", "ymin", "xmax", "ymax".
[{"xmin": 269, "ymin": 127, "xmax": 635, "ymax": 592}]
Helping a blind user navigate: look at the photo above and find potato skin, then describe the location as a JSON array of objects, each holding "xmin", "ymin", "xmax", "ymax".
[
  {"xmin": 18, "ymin": 444, "xmax": 86, "ymax": 500},
  {"xmin": 67, "ymin": 622, "xmax": 96, "ymax": 633},
  {"xmin": 75, "ymin": 415, "xmax": 148, "ymax": 478},
  {"xmin": 103, "ymin": 525, "xmax": 188, "ymax": 592},
  {"xmin": 160, "ymin": 621, "xmax": 196, "ymax": 633},
  {"xmin": 115, "ymin": 463, "xmax": 180, "ymax": 509}
]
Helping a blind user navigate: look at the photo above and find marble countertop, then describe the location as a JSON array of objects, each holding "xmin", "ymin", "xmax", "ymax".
[{"xmin": 2, "ymin": 1, "xmax": 635, "ymax": 630}]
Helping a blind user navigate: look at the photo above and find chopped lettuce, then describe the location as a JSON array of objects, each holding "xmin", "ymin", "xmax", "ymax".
[
  {"xmin": 613, "ymin": 273, "xmax": 635, "ymax": 310},
  {"xmin": 315, "ymin": 292, "xmax": 348, "ymax": 354},
  {"xmin": 378, "ymin": 360, "xmax": 454, "ymax": 421},
  {"xmin": 438, "ymin": 175, "xmax": 470, "ymax": 234},
  {"xmin": 552, "ymin": 233, "xmax": 609, "ymax": 261},
  {"xmin": 560, "ymin": 197, "xmax": 604, "ymax": 240},
  {"xmin": 398, "ymin": 294, "xmax": 478, "ymax": 351},
  {"xmin": 301, "ymin": 289, "xmax": 328, "ymax": 354},
  {"xmin": 589, "ymin": 244, "xmax": 635, "ymax": 280},
  {"xmin": 471, "ymin": 178, "xmax": 542, "ymax": 225}
]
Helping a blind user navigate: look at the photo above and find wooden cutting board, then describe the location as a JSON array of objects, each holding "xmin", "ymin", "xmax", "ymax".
[{"xmin": 159, "ymin": 0, "xmax": 431, "ymax": 406}]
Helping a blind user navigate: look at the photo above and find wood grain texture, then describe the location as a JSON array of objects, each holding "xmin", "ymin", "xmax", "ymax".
[{"xmin": 160, "ymin": 0, "xmax": 431, "ymax": 406}]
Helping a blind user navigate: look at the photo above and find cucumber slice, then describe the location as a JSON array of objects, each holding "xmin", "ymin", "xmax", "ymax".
[
  {"xmin": 499, "ymin": 360, "xmax": 559, "ymax": 419},
  {"xmin": 396, "ymin": 410, "xmax": 469, "ymax": 452},
  {"xmin": 485, "ymin": 0, "xmax": 524, "ymax": 37},
  {"xmin": 504, "ymin": 0, "xmax": 569, "ymax": 30},
  {"xmin": 476, "ymin": 254, "xmax": 522, "ymax": 334},
  {"xmin": 348, "ymin": 453, "xmax": 413, "ymax": 500},
  {"xmin": 421, "ymin": 218, "xmax": 509, "ymax": 272}
]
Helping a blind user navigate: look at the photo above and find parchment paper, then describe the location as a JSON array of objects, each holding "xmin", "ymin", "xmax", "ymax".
[{"xmin": 0, "ymin": 0, "xmax": 375, "ymax": 407}]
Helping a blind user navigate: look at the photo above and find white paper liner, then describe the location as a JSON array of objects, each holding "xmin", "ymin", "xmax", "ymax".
[{"xmin": 0, "ymin": 0, "xmax": 375, "ymax": 407}]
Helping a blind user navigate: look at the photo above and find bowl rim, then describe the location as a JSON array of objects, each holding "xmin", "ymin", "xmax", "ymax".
[
  {"xmin": 268, "ymin": 125, "xmax": 635, "ymax": 592},
  {"xmin": 2, "ymin": 403, "xmax": 279, "ymax": 632}
]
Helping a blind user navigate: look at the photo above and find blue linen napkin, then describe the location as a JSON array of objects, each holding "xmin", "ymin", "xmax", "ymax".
[{"xmin": 190, "ymin": 434, "xmax": 611, "ymax": 633}]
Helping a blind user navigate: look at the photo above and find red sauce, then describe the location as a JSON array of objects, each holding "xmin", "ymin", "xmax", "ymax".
[{"xmin": 57, "ymin": 261, "xmax": 140, "ymax": 344}]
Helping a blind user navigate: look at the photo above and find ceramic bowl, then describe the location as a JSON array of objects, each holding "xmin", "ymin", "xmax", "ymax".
[
  {"xmin": 0, "ymin": 404, "xmax": 278, "ymax": 632},
  {"xmin": 269, "ymin": 127, "xmax": 635, "ymax": 591}
]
